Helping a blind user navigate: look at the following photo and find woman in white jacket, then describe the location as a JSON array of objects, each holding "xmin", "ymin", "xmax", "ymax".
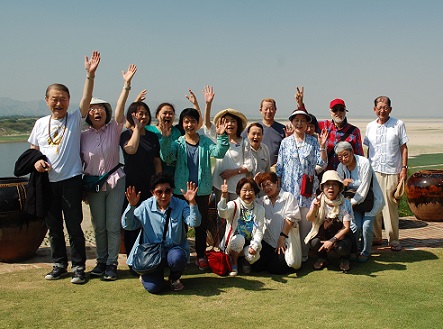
[
  {"xmin": 217, "ymin": 177, "xmax": 265, "ymax": 276},
  {"xmin": 335, "ymin": 141, "xmax": 384, "ymax": 262}
]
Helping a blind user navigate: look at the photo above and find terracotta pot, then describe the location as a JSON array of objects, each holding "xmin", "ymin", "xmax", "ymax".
[
  {"xmin": 0, "ymin": 177, "xmax": 47, "ymax": 262},
  {"xmin": 406, "ymin": 170, "xmax": 443, "ymax": 221}
]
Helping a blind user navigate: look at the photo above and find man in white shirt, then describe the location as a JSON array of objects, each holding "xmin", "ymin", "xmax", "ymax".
[{"xmin": 364, "ymin": 96, "xmax": 408, "ymax": 251}]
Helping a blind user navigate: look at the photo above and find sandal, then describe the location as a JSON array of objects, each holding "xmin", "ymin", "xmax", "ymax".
[
  {"xmin": 339, "ymin": 259, "xmax": 350, "ymax": 273},
  {"xmin": 390, "ymin": 244, "xmax": 402, "ymax": 251},
  {"xmin": 313, "ymin": 258, "xmax": 327, "ymax": 270}
]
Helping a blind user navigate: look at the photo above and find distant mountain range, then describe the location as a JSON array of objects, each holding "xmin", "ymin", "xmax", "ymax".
[
  {"xmin": 0, "ymin": 97, "xmax": 83, "ymax": 117},
  {"xmin": 0, "ymin": 97, "xmax": 50, "ymax": 117}
]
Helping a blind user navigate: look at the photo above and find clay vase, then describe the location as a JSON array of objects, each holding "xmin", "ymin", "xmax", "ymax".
[
  {"xmin": 0, "ymin": 177, "xmax": 47, "ymax": 262},
  {"xmin": 406, "ymin": 170, "xmax": 443, "ymax": 221}
]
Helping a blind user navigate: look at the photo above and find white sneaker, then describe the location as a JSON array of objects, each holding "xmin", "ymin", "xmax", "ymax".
[{"xmin": 229, "ymin": 266, "xmax": 238, "ymax": 277}]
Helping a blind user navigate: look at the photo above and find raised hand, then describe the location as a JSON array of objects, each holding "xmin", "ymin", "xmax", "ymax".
[
  {"xmin": 135, "ymin": 89, "xmax": 147, "ymax": 102},
  {"xmin": 131, "ymin": 113, "xmax": 144, "ymax": 130},
  {"xmin": 215, "ymin": 117, "xmax": 228, "ymax": 135},
  {"xmin": 122, "ymin": 64, "xmax": 137, "ymax": 84},
  {"xmin": 125, "ymin": 186, "xmax": 141, "ymax": 206},
  {"xmin": 202, "ymin": 85, "xmax": 215, "ymax": 104},
  {"xmin": 313, "ymin": 193, "xmax": 322, "ymax": 208},
  {"xmin": 180, "ymin": 182, "xmax": 198, "ymax": 204},
  {"xmin": 220, "ymin": 179, "xmax": 228, "ymax": 198},
  {"xmin": 318, "ymin": 128, "xmax": 328, "ymax": 148},
  {"xmin": 295, "ymin": 86, "xmax": 304, "ymax": 107},
  {"xmin": 185, "ymin": 89, "xmax": 198, "ymax": 107},
  {"xmin": 85, "ymin": 50, "xmax": 101, "ymax": 76},
  {"xmin": 158, "ymin": 119, "xmax": 172, "ymax": 137},
  {"xmin": 283, "ymin": 123, "xmax": 294, "ymax": 137}
]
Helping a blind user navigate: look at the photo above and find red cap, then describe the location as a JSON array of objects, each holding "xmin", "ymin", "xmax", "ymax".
[{"xmin": 329, "ymin": 98, "xmax": 346, "ymax": 109}]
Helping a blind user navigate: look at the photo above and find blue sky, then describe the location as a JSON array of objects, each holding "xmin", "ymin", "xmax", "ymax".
[{"xmin": 1, "ymin": 0, "xmax": 442, "ymax": 119}]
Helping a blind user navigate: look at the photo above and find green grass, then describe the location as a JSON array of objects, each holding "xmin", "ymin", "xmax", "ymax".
[
  {"xmin": 0, "ymin": 134, "xmax": 29, "ymax": 143},
  {"xmin": 1, "ymin": 248, "xmax": 442, "ymax": 328}
]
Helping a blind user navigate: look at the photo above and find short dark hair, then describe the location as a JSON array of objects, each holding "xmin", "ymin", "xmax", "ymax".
[
  {"xmin": 247, "ymin": 122, "xmax": 264, "ymax": 134},
  {"xmin": 236, "ymin": 177, "xmax": 260, "ymax": 195},
  {"xmin": 150, "ymin": 172, "xmax": 175, "ymax": 191},
  {"xmin": 179, "ymin": 108, "xmax": 200, "ymax": 128},
  {"xmin": 374, "ymin": 96, "xmax": 391, "ymax": 107},
  {"xmin": 45, "ymin": 84, "xmax": 70, "ymax": 99},
  {"xmin": 126, "ymin": 102, "xmax": 151, "ymax": 127},
  {"xmin": 307, "ymin": 113, "xmax": 320, "ymax": 134},
  {"xmin": 156, "ymin": 102, "xmax": 176, "ymax": 118}
]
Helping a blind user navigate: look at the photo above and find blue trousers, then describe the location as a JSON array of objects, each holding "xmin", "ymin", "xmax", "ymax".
[{"xmin": 140, "ymin": 247, "xmax": 187, "ymax": 294}]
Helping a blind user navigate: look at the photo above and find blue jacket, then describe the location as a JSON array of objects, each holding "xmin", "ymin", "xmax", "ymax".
[
  {"xmin": 122, "ymin": 196, "xmax": 201, "ymax": 264},
  {"xmin": 160, "ymin": 133, "xmax": 229, "ymax": 196}
]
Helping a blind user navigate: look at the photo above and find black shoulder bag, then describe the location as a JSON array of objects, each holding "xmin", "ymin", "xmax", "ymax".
[{"xmin": 132, "ymin": 208, "xmax": 172, "ymax": 275}]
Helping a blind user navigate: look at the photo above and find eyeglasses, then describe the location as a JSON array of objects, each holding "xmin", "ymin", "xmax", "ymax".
[
  {"xmin": 153, "ymin": 188, "xmax": 173, "ymax": 197},
  {"xmin": 89, "ymin": 107, "xmax": 105, "ymax": 112},
  {"xmin": 331, "ymin": 107, "xmax": 346, "ymax": 113},
  {"xmin": 261, "ymin": 181, "xmax": 274, "ymax": 189},
  {"xmin": 292, "ymin": 119, "xmax": 307, "ymax": 124},
  {"xmin": 376, "ymin": 106, "xmax": 390, "ymax": 111}
]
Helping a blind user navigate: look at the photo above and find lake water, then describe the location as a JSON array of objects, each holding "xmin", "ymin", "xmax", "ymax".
[{"xmin": 0, "ymin": 142, "xmax": 29, "ymax": 177}]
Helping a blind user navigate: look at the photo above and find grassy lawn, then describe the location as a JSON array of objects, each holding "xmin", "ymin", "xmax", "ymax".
[
  {"xmin": 1, "ymin": 248, "xmax": 442, "ymax": 328},
  {"xmin": 0, "ymin": 134, "xmax": 29, "ymax": 143}
]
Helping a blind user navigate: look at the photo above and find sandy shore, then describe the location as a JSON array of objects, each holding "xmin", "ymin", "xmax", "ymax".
[{"xmin": 277, "ymin": 118, "xmax": 443, "ymax": 157}]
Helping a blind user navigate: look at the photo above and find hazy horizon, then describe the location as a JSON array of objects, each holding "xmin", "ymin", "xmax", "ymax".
[{"xmin": 1, "ymin": 1, "xmax": 442, "ymax": 119}]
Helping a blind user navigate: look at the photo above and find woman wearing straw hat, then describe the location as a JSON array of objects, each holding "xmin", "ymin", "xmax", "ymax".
[{"xmin": 202, "ymin": 94, "xmax": 253, "ymax": 203}]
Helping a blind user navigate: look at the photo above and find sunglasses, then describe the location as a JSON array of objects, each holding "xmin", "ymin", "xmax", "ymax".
[
  {"xmin": 331, "ymin": 107, "xmax": 346, "ymax": 113},
  {"xmin": 153, "ymin": 188, "xmax": 173, "ymax": 197}
]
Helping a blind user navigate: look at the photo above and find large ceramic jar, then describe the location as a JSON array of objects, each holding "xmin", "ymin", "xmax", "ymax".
[
  {"xmin": 0, "ymin": 177, "xmax": 47, "ymax": 262},
  {"xmin": 406, "ymin": 170, "xmax": 443, "ymax": 221}
]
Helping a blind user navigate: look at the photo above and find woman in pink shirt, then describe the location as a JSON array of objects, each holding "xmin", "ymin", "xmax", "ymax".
[{"xmin": 81, "ymin": 64, "xmax": 137, "ymax": 281}]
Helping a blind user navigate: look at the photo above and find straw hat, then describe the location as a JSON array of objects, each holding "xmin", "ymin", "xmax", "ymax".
[
  {"xmin": 213, "ymin": 108, "xmax": 248, "ymax": 131},
  {"xmin": 393, "ymin": 179, "xmax": 405, "ymax": 204}
]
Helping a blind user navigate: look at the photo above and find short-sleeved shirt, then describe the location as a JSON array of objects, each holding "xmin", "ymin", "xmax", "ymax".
[
  {"xmin": 81, "ymin": 120, "xmax": 125, "ymax": 190},
  {"xmin": 262, "ymin": 121, "xmax": 286, "ymax": 166},
  {"xmin": 28, "ymin": 109, "xmax": 84, "ymax": 182},
  {"xmin": 364, "ymin": 117, "xmax": 408, "ymax": 174},
  {"xmin": 120, "ymin": 129, "xmax": 160, "ymax": 203}
]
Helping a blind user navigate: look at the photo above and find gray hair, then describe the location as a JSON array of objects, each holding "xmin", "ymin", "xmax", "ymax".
[{"xmin": 334, "ymin": 141, "xmax": 353, "ymax": 154}]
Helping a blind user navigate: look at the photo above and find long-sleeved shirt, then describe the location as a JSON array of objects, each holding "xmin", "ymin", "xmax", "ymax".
[{"xmin": 122, "ymin": 196, "xmax": 201, "ymax": 264}]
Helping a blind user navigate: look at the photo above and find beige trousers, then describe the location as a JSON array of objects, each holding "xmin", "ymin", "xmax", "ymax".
[{"xmin": 374, "ymin": 172, "xmax": 400, "ymax": 246}]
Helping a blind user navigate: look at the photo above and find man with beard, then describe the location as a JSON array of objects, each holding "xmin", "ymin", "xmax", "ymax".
[{"xmin": 318, "ymin": 98, "xmax": 364, "ymax": 170}]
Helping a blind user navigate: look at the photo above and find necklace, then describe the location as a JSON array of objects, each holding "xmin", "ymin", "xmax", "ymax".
[{"xmin": 48, "ymin": 113, "xmax": 68, "ymax": 154}]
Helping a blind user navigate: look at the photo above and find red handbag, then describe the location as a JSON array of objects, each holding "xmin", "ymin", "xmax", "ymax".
[
  {"xmin": 300, "ymin": 174, "xmax": 314, "ymax": 197},
  {"xmin": 205, "ymin": 202, "xmax": 237, "ymax": 276}
]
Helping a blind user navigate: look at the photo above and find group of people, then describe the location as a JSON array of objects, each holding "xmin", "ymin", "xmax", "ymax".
[{"xmin": 24, "ymin": 51, "xmax": 408, "ymax": 293}]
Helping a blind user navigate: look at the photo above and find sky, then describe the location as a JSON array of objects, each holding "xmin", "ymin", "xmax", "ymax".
[{"xmin": 1, "ymin": 0, "xmax": 442, "ymax": 119}]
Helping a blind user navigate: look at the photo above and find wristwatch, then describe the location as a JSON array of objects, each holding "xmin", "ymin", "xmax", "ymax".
[{"xmin": 402, "ymin": 165, "xmax": 408, "ymax": 169}]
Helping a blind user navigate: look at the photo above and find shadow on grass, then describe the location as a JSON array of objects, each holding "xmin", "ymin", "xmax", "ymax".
[{"xmin": 345, "ymin": 249, "xmax": 439, "ymax": 277}]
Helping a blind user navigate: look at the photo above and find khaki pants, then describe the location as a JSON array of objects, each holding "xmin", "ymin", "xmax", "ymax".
[{"xmin": 374, "ymin": 172, "xmax": 400, "ymax": 246}]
